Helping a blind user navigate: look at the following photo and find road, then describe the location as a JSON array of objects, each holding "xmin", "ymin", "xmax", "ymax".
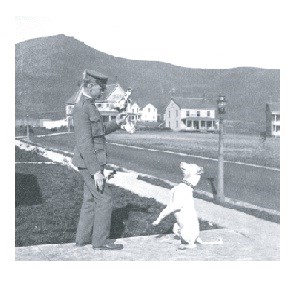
[{"xmin": 107, "ymin": 142, "xmax": 280, "ymax": 211}]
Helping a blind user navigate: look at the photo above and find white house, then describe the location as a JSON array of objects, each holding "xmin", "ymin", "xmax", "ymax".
[
  {"xmin": 40, "ymin": 119, "xmax": 68, "ymax": 129},
  {"xmin": 266, "ymin": 102, "xmax": 280, "ymax": 137},
  {"xmin": 140, "ymin": 103, "xmax": 157, "ymax": 122},
  {"xmin": 66, "ymin": 84, "xmax": 137, "ymax": 127},
  {"xmin": 165, "ymin": 97, "xmax": 218, "ymax": 132},
  {"xmin": 128, "ymin": 102, "xmax": 141, "ymax": 122}
]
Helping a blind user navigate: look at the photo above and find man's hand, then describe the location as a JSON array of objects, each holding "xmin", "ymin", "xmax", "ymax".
[
  {"xmin": 116, "ymin": 113, "xmax": 128, "ymax": 126},
  {"xmin": 94, "ymin": 171, "xmax": 105, "ymax": 192}
]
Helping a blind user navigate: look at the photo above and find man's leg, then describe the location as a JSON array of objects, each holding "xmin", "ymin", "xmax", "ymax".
[
  {"xmin": 76, "ymin": 177, "xmax": 95, "ymax": 245},
  {"xmin": 79, "ymin": 169, "xmax": 113, "ymax": 248},
  {"xmin": 92, "ymin": 182, "xmax": 113, "ymax": 246}
]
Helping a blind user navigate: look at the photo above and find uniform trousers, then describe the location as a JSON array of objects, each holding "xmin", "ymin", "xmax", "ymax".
[{"xmin": 76, "ymin": 168, "xmax": 113, "ymax": 247}]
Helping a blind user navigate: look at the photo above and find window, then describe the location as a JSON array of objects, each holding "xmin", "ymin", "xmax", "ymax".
[
  {"xmin": 207, "ymin": 111, "xmax": 210, "ymax": 117},
  {"xmin": 276, "ymin": 125, "xmax": 280, "ymax": 132},
  {"xmin": 196, "ymin": 111, "xmax": 200, "ymax": 116},
  {"xmin": 148, "ymin": 108, "xmax": 151, "ymax": 112},
  {"xmin": 168, "ymin": 111, "xmax": 170, "ymax": 118},
  {"xmin": 186, "ymin": 111, "xmax": 190, "ymax": 117},
  {"xmin": 201, "ymin": 121, "xmax": 206, "ymax": 127},
  {"xmin": 277, "ymin": 114, "xmax": 280, "ymax": 121},
  {"xmin": 187, "ymin": 120, "xmax": 192, "ymax": 127},
  {"xmin": 97, "ymin": 104, "xmax": 102, "ymax": 108},
  {"xmin": 207, "ymin": 121, "xmax": 212, "ymax": 128},
  {"xmin": 176, "ymin": 110, "xmax": 178, "ymax": 117}
]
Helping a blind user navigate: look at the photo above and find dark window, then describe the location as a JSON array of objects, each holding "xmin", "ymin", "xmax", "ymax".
[
  {"xmin": 196, "ymin": 111, "xmax": 200, "ymax": 116},
  {"xmin": 186, "ymin": 111, "xmax": 190, "ymax": 117},
  {"xmin": 201, "ymin": 121, "xmax": 206, "ymax": 127},
  {"xmin": 103, "ymin": 116, "xmax": 109, "ymax": 122},
  {"xmin": 207, "ymin": 111, "xmax": 210, "ymax": 117}
]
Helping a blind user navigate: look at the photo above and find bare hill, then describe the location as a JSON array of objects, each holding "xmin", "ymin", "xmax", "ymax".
[{"xmin": 15, "ymin": 34, "xmax": 280, "ymax": 134}]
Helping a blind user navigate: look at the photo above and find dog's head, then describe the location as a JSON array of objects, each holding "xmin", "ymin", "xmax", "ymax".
[{"xmin": 180, "ymin": 162, "xmax": 204, "ymax": 177}]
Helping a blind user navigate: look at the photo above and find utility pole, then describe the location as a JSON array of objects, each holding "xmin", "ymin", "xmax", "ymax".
[
  {"xmin": 26, "ymin": 114, "xmax": 30, "ymax": 141},
  {"xmin": 216, "ymin": 95, "xmax": 227, "ymax": 203}
]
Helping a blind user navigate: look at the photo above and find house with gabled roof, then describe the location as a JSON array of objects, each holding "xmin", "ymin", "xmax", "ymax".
[
  {"xmin": 140, "ymin": 103, "xmax": 158, "ymax": 122},
  {"xmin": 66, "ymin": 83, "xmax": 139, "ymax": 127},
  {"xmin": 165, "ymin": 97, "xmax": 218, "ymax": 132},
  {"xmin": 266, "ymin": 102, "xmax": 280, "ymax": 137}
]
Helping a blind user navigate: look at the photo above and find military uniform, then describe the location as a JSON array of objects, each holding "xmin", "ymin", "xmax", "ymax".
[{"xmin": 72, "ymin": 71, "xmax": 120, "ymax": 248}]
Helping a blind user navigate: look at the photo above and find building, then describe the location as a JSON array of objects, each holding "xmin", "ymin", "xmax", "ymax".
[
  {"xmin": 165, "ymin": 97, "xmax": 218, "ymax": 132},
  {"xmin": 139, "ymin": 103, "xmax": 157, "ymax": 122},
  {"xmin": 266, "ymin": 102, "xmax": 280, "ymax": 137},
  {"xmin": 66, "ymin": 84, "xmax": 138, "ymax": 127}
]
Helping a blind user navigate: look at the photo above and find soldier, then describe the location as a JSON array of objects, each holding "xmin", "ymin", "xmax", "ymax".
[{"xmin": 72, "ymin": 70, "xmax": 126, "ymax": 250}]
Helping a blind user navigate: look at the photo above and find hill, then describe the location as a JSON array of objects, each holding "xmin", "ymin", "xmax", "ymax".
[{"xmin": 15, "ymin": 34, "xmax": 280, "ymax": 134}]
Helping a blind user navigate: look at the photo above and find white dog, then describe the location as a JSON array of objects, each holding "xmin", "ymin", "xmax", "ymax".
[{"xmin": 152, "ymin": 162, "xmax": 222, "ymax": 249}]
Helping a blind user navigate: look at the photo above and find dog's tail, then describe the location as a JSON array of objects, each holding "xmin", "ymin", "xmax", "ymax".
[{"xmin": 195, "ymin": 237, "xmax": 223, "ymax": 245}]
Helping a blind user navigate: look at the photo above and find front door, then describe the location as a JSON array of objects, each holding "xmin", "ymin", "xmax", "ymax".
[{"xmin": 193, "ymin": 121, "xmax": 199, "ymax": 129}]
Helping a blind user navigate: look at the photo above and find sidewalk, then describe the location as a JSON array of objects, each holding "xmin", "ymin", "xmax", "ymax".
[{"xmin": 15, "ymin": 139, "xmax": 280, "ymax": 261}]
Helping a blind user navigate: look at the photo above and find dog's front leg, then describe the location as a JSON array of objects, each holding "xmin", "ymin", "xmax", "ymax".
[{"xmin": 152, "ymin": 204, "xmax": 180, "ymax": 226}]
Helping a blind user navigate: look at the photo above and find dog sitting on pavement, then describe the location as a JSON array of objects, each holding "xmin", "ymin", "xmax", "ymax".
[{"xmin": 152, "ymin": 162, "xmax": 223, "ymax": 249}]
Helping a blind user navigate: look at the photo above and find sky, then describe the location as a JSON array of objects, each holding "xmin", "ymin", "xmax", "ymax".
[{"xmin": 13, "ymin": 0, "xmax": 291, "ymax": 69}]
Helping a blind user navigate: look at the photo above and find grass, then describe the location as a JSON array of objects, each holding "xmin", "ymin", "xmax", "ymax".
[
  {"xmin": 15, "ymin": 148, "xmax": 220, "ymax": 247},
  {"xmin": 29, "ymin": 130, "xmax": 280, "ymax": 168},
  {"xmin": 15, "ymin": 146, "xmax": 51, "ymax": 162}
]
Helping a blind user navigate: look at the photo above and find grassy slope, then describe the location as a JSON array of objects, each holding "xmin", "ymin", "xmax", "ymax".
[{"xmin": 15, "ymin": 150, "xmax": 219, "ymax": 247}]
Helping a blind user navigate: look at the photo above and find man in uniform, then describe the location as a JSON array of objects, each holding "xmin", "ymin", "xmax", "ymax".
[{"xmin": 72, "ymin": 69, "xmax": 126, "ymax": 250}]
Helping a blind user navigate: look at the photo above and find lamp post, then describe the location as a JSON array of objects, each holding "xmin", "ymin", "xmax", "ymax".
[
  {"xmin": 216, "ymin": 95, "xmax": 227, "ymax": 203},
  {"xmin": 26, "ymin": 114, "xmax": 30, "ymax": 141}
]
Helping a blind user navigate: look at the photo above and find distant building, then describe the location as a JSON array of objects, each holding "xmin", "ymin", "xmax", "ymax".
[
  {"xmin": 165, "ymin": 97, "xmax": 218, "ymax": 132},
  {"xmin": 129, "ymin": 102, "xmax": 141, "ymax": 122},
  {"xmin": 40, "ymin": 119, "xmax": 68, "ymax": 129},
  {"xmin": 139, "ymin": 103, "xmax": 157, "ymax": 122},
  {"xmin": 66, "ymin": 84, "xmax": 137, "ymax": 127},
  {"xmin": 266, "ymin": 102, "xmax": 280, "ymax": 137}
]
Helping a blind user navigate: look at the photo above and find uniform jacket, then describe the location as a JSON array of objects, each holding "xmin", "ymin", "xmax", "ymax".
[{"xmin": 72, "ymin": 95, "xmax": 120, "ymax": 174}]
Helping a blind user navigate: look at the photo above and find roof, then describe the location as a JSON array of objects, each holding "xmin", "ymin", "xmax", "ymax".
[
  {"xmin": 267, "ymin": 102, "xmax": 280, "ymax": 112},
  {"xmin": 171, "ymin": 97, "xmax": 217, "ymax": 110},
  {"xmin": 66, "ymin": 84, "xmax": 125, "ymax": 105}
]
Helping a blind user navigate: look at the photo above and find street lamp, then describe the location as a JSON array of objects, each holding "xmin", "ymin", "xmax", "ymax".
[
  {"xmin": 26, "ymin": 114, "xmax": 30, "ymax": 141},
  {"xmin": 216, "ymin": 95, "xmax": 227, "ymax": 203}
]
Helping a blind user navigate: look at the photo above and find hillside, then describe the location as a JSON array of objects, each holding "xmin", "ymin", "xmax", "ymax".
[{"xmin": 15, "ymin": 34, "xmax": 280, "ymax": 134}]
